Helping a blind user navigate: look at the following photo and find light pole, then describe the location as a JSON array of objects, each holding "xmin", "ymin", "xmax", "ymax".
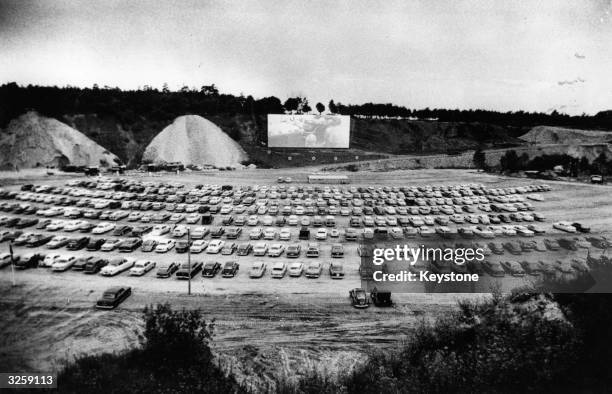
[
  {"xmin": 187, "ymin": 228, "xmax": 191, "ymax": 295},
  {"xmin": 9, "ymin": 242, "xmax": 15, "ymax": 286}
]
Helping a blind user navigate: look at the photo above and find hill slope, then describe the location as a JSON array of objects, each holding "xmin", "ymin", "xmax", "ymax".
[
  {"xmin": 520, "ymin": 125, "xmax": 612, "ymax": 145},
  {"xmin": 142, "ymin": 115, "xmax": 248, "ymax": 167},
  {"xmin": 0, "ymin": 111, "xmax": 119, "ymax": 170}
]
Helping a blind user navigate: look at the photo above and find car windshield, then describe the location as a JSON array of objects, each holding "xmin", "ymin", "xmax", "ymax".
[
  {"xmin": 103, "ymin": 292, "xmax": 117, "ymax": 300},
  {"xmin": 204, "ymin": 263, "xmax": 216, "ymax": 269}
]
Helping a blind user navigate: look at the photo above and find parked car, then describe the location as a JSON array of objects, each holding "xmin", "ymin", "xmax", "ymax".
[
  {"xmin": 155, "ymin": 239, "xmax": 176, "ymax": 253},
  {"xmin": 329, "ymin": 262, "xmax": 345, "ymax": 279},
  {"xmin": 287, "ymin": 262, "xmax": 304, "ymax": 277},
  {"xmin": 221, "ymin": 261, "xmax": 239, "ymax": 277},
  {"xmin": 84, "ymin": 258, "xmax": 108, "ymax": 274},
  {"xmin": 305, "ymin": 261, "xmax": 322, "ymax": 278},
  {"xmin": 129, "ymin": 259, "xmax": 156, "ymax": 276},
  {"xmin": 156, "ymin": 262, "xmax": 179, "ymax": 278},
  {"xmin": 51, "ymin": 255, "xmax": 77, "ymax": 271},
  {"xmin": 175, "ymin": 261, "xmax": 203, "ymax": 279},
  {"xmin": 100, "ymin": 257, "xmax": 135, "ymax": 276},
  {"xmin": 349, "ymin": 288, "xmax": 370, "ymax": 308},
  {"xmin": 249, "ymin": 261, "xmax": 266, "ymax": 278},
  {"xmin": 202, "ymin": 261, "xmax": 222, "ymax": 277},
  {"xmin": 270, "ymin": 262, "xmax": 287, "ymax": 278},
  {"xmin": 95, "ymin": 287, "xmax": 132, "ymax": 309}
]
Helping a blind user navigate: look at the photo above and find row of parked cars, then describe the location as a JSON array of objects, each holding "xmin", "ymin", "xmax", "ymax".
[
  {"xmin": 0, "ymin": 251, "xmax": 346, "ymax": 280},
  {"xmin": 7, "ymin": 180, "xmax": 551, "ymax": 221}
]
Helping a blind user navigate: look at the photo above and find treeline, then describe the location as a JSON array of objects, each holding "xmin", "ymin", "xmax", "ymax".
[
  {"xmin": 1, "ymin": 82, "xmax": 611, "ymax": 130},
  {"xmin": 498, "ymin": 150, "xmax": 612, "ymax": 175}
]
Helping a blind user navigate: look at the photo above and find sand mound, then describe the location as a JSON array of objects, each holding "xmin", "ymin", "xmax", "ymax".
[
  {"xmin": 142, "ymin": 115, "xmax": 248, "ymax": 167},
  {"xmin": 520, "ymin": 126, "xmax": 612, "ymax": 145},
  {"xmin": 0, "ymin": 112, "xmax": 119, "ymax": 170}
]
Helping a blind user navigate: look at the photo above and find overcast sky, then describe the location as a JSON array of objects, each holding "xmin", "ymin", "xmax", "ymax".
[{"xmin": 1, "ymin": 0, "xmax": 611, "ymax": 114}]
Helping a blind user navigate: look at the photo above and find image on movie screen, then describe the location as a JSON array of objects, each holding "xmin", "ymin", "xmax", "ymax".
[{"xmin": 267, "ymin": 114, "xmax": 350, "ymax": 148}]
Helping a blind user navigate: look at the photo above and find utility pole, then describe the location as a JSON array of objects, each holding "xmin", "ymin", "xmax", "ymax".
[
  {"xmin": 187, "ymin": 228, "xmax": 191, "ymax": 295},
  {"xmin": 9, "ymin": 242, "xmax": 15, "ymax": 286}
]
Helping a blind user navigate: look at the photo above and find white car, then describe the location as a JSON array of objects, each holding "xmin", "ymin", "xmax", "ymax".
[
  {"xmin": 46, "ymin": 220, "xmax": 67, "ymax": 231},
  {"xmin": 155, "ymin": 239, "xmax": 176, "ymax": 253},
  {"xmin": 279, "ymin": 228, "xmax": 292, "ymax": 241},
  {"xmin": 500, "ymin": 226, "xmax": 517, "ymax": 236},
  {"xmin": 288, "ymin": 262, "xmax": 304, "ymax": 277},
  {"xmin": 206, "ymin": 240, "xmax": 225, "ymax": 254},
  {"xmin": 315, "ymin": 228, "xmax": 328, "ymax": 240},
  {"xmin": 185, "ymin": 213, "xmax": 200, "ymax": 224},
  {"xmin": 100, "ymin": 257, "xmax": 135, "ymax": 276},
  {"xmin": 64, "ymin": 220, "xmax": 87, "ymax": 232},
  {"xmin": 263, "ymin": 228, "xmax": 277, "ymax": 240},
  {"xmin": 270, "ymin": 262, "xmax": 287, "ymax": 278},
  {"xmin": 46, "ymin": 235, "xmax": 69, "ymax": 249},
  {"xmin": 92, "ymin": 222, "xmax": 115, "ymax": 234},
  {"xmin": 253, "ymin": 242, "xmax": 269, "ymax": 256},
  {"xmin": 129, "ymin": 259, "xmax": 156, "ymax": 276},
  {"xmin": 268, "ymin": 243, "xmax": 285, "ymax": 257},
  {"xmin": 101, "ymin": 238, "xmax": 122, "ymax": 251},
  {"xmin": 51, "ymin": 256, "xmax": 77, "ymax": 272},
  {"xmin": 42, "ymin": 253, "xmax": 62, "ymax": 267},
  {"xmin": 190, "ymin": 240, "xmax": 208, "ymax": 253},
  {"xmin": 152, "ymin": 225, "xmax": 171, "ymax": 235},
  {"xmin": 288, "ymin": 215, "xmax": 299, "ymax": 226},
  {"xmin": 553, "ymin": 221, "xmax": 577, "ymax": 233},
  {"xmin": 473, "ymin": 226, "xmax": 494, "ymax": 238},
  {"xmin": 172, "ymin": 225, "xmax": 188, "ymax": 237}
]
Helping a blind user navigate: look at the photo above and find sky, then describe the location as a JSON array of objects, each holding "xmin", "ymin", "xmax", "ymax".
[{"xmin": 1, "ymin": 0, "xmax": 611, "ymax": 115}]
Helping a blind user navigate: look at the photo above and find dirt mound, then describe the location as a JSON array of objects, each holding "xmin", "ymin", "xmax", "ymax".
[
  {"xmin": 0, "ymin": 112, "xmax": 119, "ymax": 170},
  {"xmin": 142, "ymin": 115, "xmax": 248, "ymax": 167},
  {"xmin": 520, "ymin": 126, "xmax": 612, "ymax": 145}
]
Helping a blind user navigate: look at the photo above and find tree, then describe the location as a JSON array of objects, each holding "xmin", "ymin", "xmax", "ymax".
[
  {"xmin": 301, "ymin": 100, "xmax": 311, "ymax": 114},
  {"xmin": 328, "ymin": 99, "xmax": 337, "ymax": 113},
  {"xmin": 499, "ymin": 150, "xmax": 519, "ymax": 172},
  {"xmin": 473, "ymin": 148, "xmax": 486, "ymax": 171},
  {"xmin": 283, "ymin": 97, "xmax": 300, "ymax": 113},
  {"xmin": 593, "ymin": 152, "xmax": 608, "ymax": 175},
  {"xmin": 316, "ymin": 102, "xmax": 325, "ymax": 114}
]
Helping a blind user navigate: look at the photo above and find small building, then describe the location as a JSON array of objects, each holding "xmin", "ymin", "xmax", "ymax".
[{"xmin": 307, "ymin": 174, "xmax": 349, "ymax": 184}]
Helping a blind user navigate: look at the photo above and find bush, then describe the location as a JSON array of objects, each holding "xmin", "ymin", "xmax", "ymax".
[{"xmin": 57, "ymin": 304, "xmax": 242, "ymax": 393}]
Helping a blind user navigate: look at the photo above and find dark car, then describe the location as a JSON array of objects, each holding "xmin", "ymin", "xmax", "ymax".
[
  {"xmin": 112, "ymin": 225, "xmax": 132, "ymax": 236},
  {"xmin": 558, "ymin": 238, "xmax": 578, "ymax": 251},
  {"xmin": 95, "ymin": 287, "xmax": 132, "ymax": 309},
  {"xmin": 36, "ymin": 219, "xmax": 52, "ymax": 230},
  {"xmin": 202, "ymin": 261, "xmax": 222, "ymax": 277},
  {"xmin": 78, "ymin": 222, "xmax": 96, "ymax": 233},
  {"xmin": 329, "ymin": 262, "xmax": 345, "ymax": 279},
  {"xmin": 15, "ymin": 253, "xmax": 44, "ymax": 269},
  {"xmin": 572, "ymin": 223, "xmax": 590, "ymax": 233},
  {"xmin": 26, "ymin": 234, "xmax": 53, "ymax": 247},
  {"xmin": 299, "ymin": 227, "xmax": 310, "ymax": 240},
  {"xmin": 86, "ymin": 238, "xmax": 106, "ymax": 251},
  {"xmin": 503, "ymin": 241, "xmax": 522, "ymax": 255},
  {"xmin": 4, "ymin": 217, "xmax": 20, "ymax": 227},
  {"xmin": 16, "ymin": 218, "xmax": 39, "ymax": 229},
  {"xmin": 370, "ymin": 287, "xmax": 392, "ymax": 307},
  {"xmin": 141, "ymin": 239, "xmax": 158, "ymax": 252},
  {"xmin": 72, "ymin": 256, "xmax": 95, "ymax": 271},
  {"xmin": 349, "ymin": 288, "xmax": 370, "ymax": 308},
  {"xmin": 130, "ymin": 225, "xmax": 152, "ymax": 237},
  {"xmin": 221, "ymin": 261, "xmax": 239, "ymax": 277},
  {"xmin": 175, "ymin": 240, "xmax": 192, "ymax": 253},
  {"xmin": 467, "ymin": 260, "xmax": 485, "ymax": 275},
  {"xmin": 586, "ymin": 236, "xmax": 611, "ymax": 249},
  {"xmin": 118, "ymin": 238, "xmax": 143, "ymax": 252},
  {"xmin": 67, "ymin": 237, "xmax": 90, "ymax": 251},
  {"xmin": 221, "ymin": 216, "xmax": 234, "ymax": 225},
  {"xmin": 156, "ymin": 262, "xmax": 180, "ymax": 278},
  {"xmin": 236, "ymin": 243, "xmax": 252, "ymax": 256},
  {"xmin": 175, "ymin": 261, "xmax": 203, "ymax": 279},
  {"xmin": 225, "ymin": 227, "xmax": 242, "ymax": 239},
  {"xmin": 210, "ymin": 227, "xmax": 225, "ymax": 238}
]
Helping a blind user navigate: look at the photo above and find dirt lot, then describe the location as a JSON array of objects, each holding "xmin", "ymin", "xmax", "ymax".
[{"xmin": 1, "ymin": 168, "xmax": 611, "ymax": 390}]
